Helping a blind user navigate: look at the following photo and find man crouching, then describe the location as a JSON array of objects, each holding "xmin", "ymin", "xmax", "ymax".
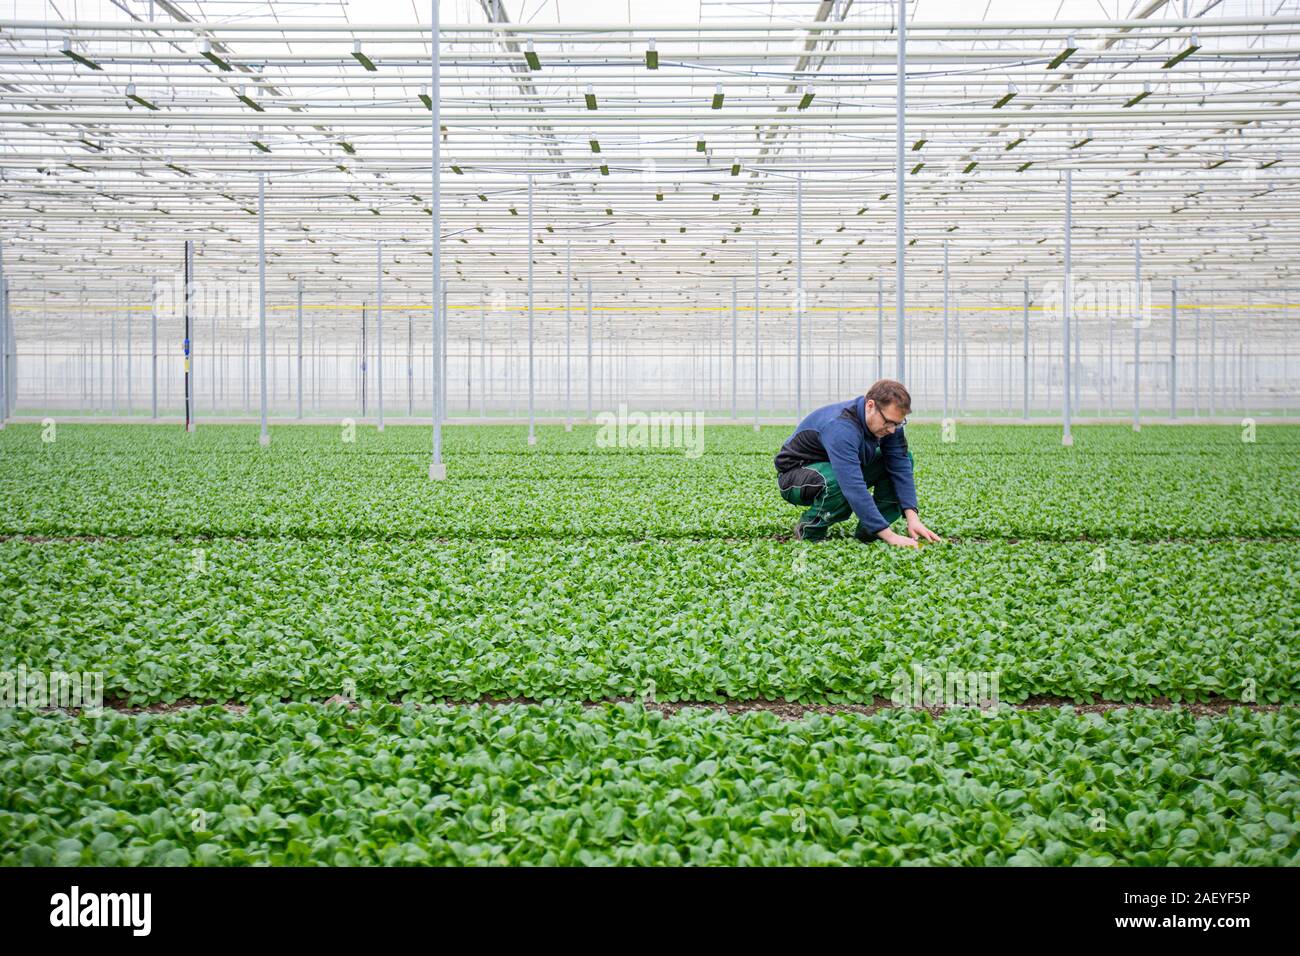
[{"xmin": 775, "ymin": 379, "xmax": 943, "ymax": 548}]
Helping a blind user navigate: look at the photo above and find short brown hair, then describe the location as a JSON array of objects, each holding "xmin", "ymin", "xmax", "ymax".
[{"xmin": 866, "ymin": 379, "xmax": 912, "ymax": 413}]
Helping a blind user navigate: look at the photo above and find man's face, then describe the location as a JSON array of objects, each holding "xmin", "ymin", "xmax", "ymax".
[{"xmin": 865, "ymin": 399, "xmax": 907, "ymax": 438}]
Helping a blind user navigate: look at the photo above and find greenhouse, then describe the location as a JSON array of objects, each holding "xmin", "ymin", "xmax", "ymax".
[{"xmin": 0, "ymin": 0, "xmax": 1295, "ymax": 892}]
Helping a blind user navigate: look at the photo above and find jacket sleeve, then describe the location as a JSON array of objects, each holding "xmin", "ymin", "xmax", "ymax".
[
  {"xmin": 882, "ymin": 428, "xmax": 919, "ymax": 513},
  {"xmin": 822, "ymin": 420, "xmax": 890, "ymax": 534}
]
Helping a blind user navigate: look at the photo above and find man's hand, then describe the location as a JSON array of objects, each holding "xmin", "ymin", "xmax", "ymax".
[
  {"xmin": 904, "ymin": 509, "xmax": 944, "ymax": 543},
  {"xmin": 877, "ymin": 528, "xmax": 920, "ymax": 548}
]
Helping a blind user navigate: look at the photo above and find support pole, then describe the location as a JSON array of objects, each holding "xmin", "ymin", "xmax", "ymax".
[
  {"xmin": 565, "ymin": 239, "xmax": 572, "ymax": 431},
  {"xmin": 585, "ymin": 279, "xmax": 592, "ymax": 420},
  {"xmin": 407, "ymin": 294, "xmax": 415, "ymax": 417},
  {"xmin": 731, "ymin": 276, "xmax": 738, "ymax": 419},
  {"xmin": 1169, "ymin": 277, "xmax": 1178, "ymax": 421},
  {"xmin": 184, "ymin": 240, "xmax": 193, "ymax": 432},
  {"xmin": 377, "ymin": 241, "xmax": 384, "ymax": 431},
  {"xmin": 795, "ymin": 171, "xmax": 803, "ymax": 420},
  {"xmin": 258, "ymin": 172, "xmax": 269, "ymax": 446},
  {"xmin": 1193, "ymin": 283, "xmax": 1200, "ymax": 419},
  {"xmin": 296, "ymin": 278, "xmax": 303, "ymax": 419},
  {"xmin": 1062, "ymin": 170, "xmax": 1073, "ymax": 447},
  {"xmin": 442, "ymin": 281, "xmax": 448, "ymax": 421},
  {"xmin": 943, "ymin": 240, "xmax": 950, "ymax": 422},
  {"xmin": 5, "ymin": 279, "xmax": 12, "ymax": 417},
  {"xmin": 876, "ymin": 276, "xmax": 883, "ymax": 381},
  {"xmin": 111, "ymin": 290, "xmax": 118, "ymax": 415},
  {"xmin": 526, "ymin": 174, "xmax": 536, "ymax": 446},
  {"xmin": 1073, "ymin": 285, "xmax": 1081, "ymax": 412},
  {"xmin": 1107, "ymin": 301, "xmax": 1114, "ymax": 416},
  {"xmin": 150, "ymin": 276, "xmax": 158, "ymax": 419},
  {"xmin": 753, "ymin": 240, "xmax": 760, "ymax": 431},
  {"xmin": 1133, "ymin": 239, "xmax": 1142, "ymax": 431},
  {"xmin": 479, "ymin": 294, "xmax": 486, "ymax": 419},
  {"xmin": 1209, "ymin": 292, "xmax": 1216, "ymax": 417},
  {"xmin": 895, "ymin": 0, "xmax": 906, "ymax": 380},
  {"xmin": 0, "ymin": 240, "xmax": 7, "ymax": 427},
  {"xmin": 429, "ymin": 0, "xmax": 445, "ymax": 479},
  {"xmin": 1022, "ymin": 278, "xmax": 1029, "ymax": 420},
  {"xmin": 126, "ymin": 291, "xmax": 133, "ymax": 415},
  {"xmin": 835, "ymin": 310, "xmax": 842, "ymax": 400}
]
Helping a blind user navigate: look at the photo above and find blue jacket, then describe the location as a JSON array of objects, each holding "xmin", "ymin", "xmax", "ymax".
[{"xmin": 774, "ymin": 396, "xmax": 918, "ymax": 533}]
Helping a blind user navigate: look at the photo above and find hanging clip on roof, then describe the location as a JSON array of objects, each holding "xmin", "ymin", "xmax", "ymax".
[
  {"xmin": 352, "ymin": 41, "xmax": 378, "ymax": 72},
  {"xmin": 200, "ymin": 40, "xmax": 232, "ymax": 72},
  {"xmin": 125, "ymin": 84, "xmax": 160, "ymax": 111},
  {"xmin": 1047, "ymin": 36, "xmax": 1077, "ymax": 71},
  {"xmin": 1162, "ymin": 34, "xmax": 1200, "ymax": 69},
  {"xmin": 1124, "ymin": 83, "xmax": 1152, "ymax": 108},
  {"xmin": 61, "ymin": 37, "xmax": 102, "ymax": 71}
]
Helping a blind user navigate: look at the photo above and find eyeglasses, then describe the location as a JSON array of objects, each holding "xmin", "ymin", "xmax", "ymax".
[
  {"xmin": 869, "ymin": 402, "xmax": 908, "ymax": 429},
  {"xmin": 880, "ymin": 412, "xmax": 908, "ymax": 429}
]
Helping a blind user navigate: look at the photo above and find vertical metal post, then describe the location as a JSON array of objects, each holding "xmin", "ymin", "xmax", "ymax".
[
  {"xmin": 585, "ymin": 279, "xmax": 592, "ymax": 419},
  {"xmin": 1062, "ymin": 170, "xmax": 1073, "ymax": 447},
  {"xmin": 401, "ymin": 302, "xmax": 410, "ymax": 419},
  {"xmin": 731, "ymin": 276, "xmax": 738, "ymax": 419},
  {"xmin": 376, "ymin": 241, "xmax": 384, "ymax": 431},
  {"xmin": 1209, "ymin": 291, "xmax": 1216, "ymax": 417},
  {"xmin": 184, "ymin": 240, "xmax": 193, "ymax": 431},
  {"xmin": 1133, "ymin": 238, "xmax": 1141, "ymax": 432},
  {"xmin": 111, "ymin": 289, "xmax": 118, "ymax": 415},
  {"xmin": 479, "ymin": 294, "xmax": 486, "ymax": 418},
  {"xmin": 876, "ymin": 276, "xmax": 883, "ymax": 381},
  {"xmin": 565, "ymin": 240, "xmax": 572, "ymax": 430},
  {"xmin": 835, "ymin": 310, "xmax": 842, "ymax": 400},
  {"xmin": 895, "ymin": 0, "xmax": 906, "ymax": 380},
  {"xmin": 150, "ymin": 276, "xmax": 158, "ymax": 419},
  {"xmin": 126, "ymin": 289, "xmax": 133, "ymax": 415},
  {"xmin": 1193, "ymin": 283, "xmax": 1200, "ymax": 418},
  {"xmin": 1107, "ymin": 304, "xmax": 1114, "ymax": 416},
  {"xmin": 442, "ymin": 281, "xmax": 448, "ymax": 420},
  {"xmin": 5, "ymin": 279, "xmax": 12, "ymax": 417},
  {"xmin": 1073, "ymin": 286, "xmax": 1081, "ymax": 412},
  {"xmin": 1237, "ymin": 290, "xmax": 1248, "ymax": 413},
  {"xmin": 0, "ymin": 240, "xmax": 7, "ymax": 426},
  {"xmin": 258, "ymin": 172, "xmax": 269, "ymax": 446},
  {"xmin": 526, "ymin": 174, "xmax": 536, "ymax": 445},
  {"xmin": 795, "ymin": 171, "xmax": 803, "ymax": 419},
  {"xmin": 753, "ymin": 240, "xmax": 760, "ymax": 431},
  {"xmin": 1169, "ymin": 277, "xmax": 1178, "ymax": 420},
  {"xmin": 296, "ymin": 279, "xmax": 303, "ymax": 419},
  {"xmin": 1022, "ymin": 278, "xmax": 1030, "ymax": 420},
  {"xmin": 429, "ymin": 0, "xmax": 445, "ymax": 479},
  {"xmin": 943, "ymin": 240, "xmax": 950, "ymax": 421}
]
